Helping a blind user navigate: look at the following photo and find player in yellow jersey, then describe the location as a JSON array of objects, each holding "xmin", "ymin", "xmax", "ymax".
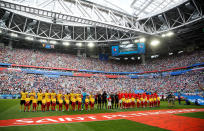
[
  {"xmin": 51, "ymin": 90, "xmax": 56, "ymax": 100},
  {"xmin": 157, "ymin": 96, "xmax": 160, "ymax": 107},
  {"xmin": 51, "ymin": 96, "xmax": 56, "ymax": 111},
  {"xmin": 20, "ymin": 89, "xmax": 28, "ymax": 112},
  {"xmin": 71, "ymin": 96, "xmax": 77, "ymax": 111},
  {"xmin": 24, "ymin": 94, "xmax": 30, "ymax": 112},
  {"xmin": 32, "ymin": 96, "xmax": 37, "ymax": 112},
  {"xmin": 29, "ymin": 89, "xmax": 36, "ymax": 105},
  {"xmin": 85, "ymin": 96, "xmax": 89, "ymax": 111},
  {"xmin": 37, "ymin": 89, "xmax": 43, "ymax": 111},
  {"xmin": 144, "ymin": 96, "xmax": 148, "ymax": 108},
  {"xmin": 46, "ymin": 95, "xmax": 51, "ymax": 111},
  {"xmin": 77, "ymin": 95, "xmax": 82, "ymax": 111},
  {"xmin": 90, "ymin": 95, "xmax": 95, "ymax": 111},
  {"xmin": 64, "ymin": 96, "xmax": 70, "ymax": 111},
  {"xmin": 57, "ymin": 90, "xmax": 63, "ymax": 102},
  {"xmin": 64, "ymin": 93, "xmax": 69, "ymax": 101},
  {"xmin": 155, "ymin": 97, "xmax": 157, "ymax": 107},
  {"xmin": 121, "ymin": 96, "xmax": 126, "ymax": 109},
  {"xmin": 140, "ymin": 97, "xmax": 144, "ymax": 108},
  {"xmin": 131, "ymin": 97, "xmax": 135, "ymax": 108},
  {"xmin": 58, "ymin": 95, "xmax": 64, "ymax": 111},
  {"xmin": 42, "ymin": 96, "xmax": 46, "ymax": 112},
  {"xmin": 137, "ymin": 98, "xmax": 140, "ymax": 108},
  {"xmin": 70, "ymin": 91, "xmax": 75, "ymax": 100},
  {"xmin": 44, "ymin": 90, "xmax": 50, "ymax": 101},
  {"xmin": 149, "ymin": 97, "xmax": 153, "ymax": 107}
]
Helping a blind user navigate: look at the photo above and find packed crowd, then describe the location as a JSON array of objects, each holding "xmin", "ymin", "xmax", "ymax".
[
  {"xmin": 0, "ymin": 47, "xmax": 203, "ymax": 72},
  {"xmin": 0, "ymin": 70, "xmax": 203, "ymax": 95},
  {"xmin": 20, "ymin": 88, "xmax": 160, "ymax": 112}
]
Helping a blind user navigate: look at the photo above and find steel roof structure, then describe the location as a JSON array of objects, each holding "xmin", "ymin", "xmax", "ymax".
[{"xmin": 0, "ymin": 0, "xmax": 203, "ymax": 43}]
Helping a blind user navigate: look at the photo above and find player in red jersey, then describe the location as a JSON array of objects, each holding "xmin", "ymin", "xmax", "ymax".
[
  {"xmin": 118, "ymin": 91, "xmax": 122, "ymax": 109},
  {"xmin": 137, "ymin": 98, "xmax": 140, "ymax": 108},
  {"xmin": 128, "ymin": 91, "xmax": 132, "ymax": 99},
  {"xmin": 124, "ymin": 91, "xmax": 128, "ymax": 99}
]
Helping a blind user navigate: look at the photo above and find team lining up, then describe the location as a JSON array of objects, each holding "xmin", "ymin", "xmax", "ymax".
[{"xmin": 20, "ymin": 89, "xmax": 161, "ymax": 112}]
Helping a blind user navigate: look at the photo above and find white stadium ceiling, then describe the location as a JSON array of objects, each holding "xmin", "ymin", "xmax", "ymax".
[
  {"xmin": 5, "ymin": 0, "xmax": 187, "ymax": 19},
  {"xmin": 86, "ymin": 0, "xmax": 187, "ymax": 19}
]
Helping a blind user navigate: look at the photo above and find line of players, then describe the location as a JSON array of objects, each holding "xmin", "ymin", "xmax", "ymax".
[{"xmin": 20, "ymin": 89, "xmax": 160, "ymax": 112}]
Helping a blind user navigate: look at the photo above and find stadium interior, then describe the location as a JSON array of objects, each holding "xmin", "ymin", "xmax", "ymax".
[{"xmin": 0, "ymin": 0, "xmax": 204, "ymax": 131}]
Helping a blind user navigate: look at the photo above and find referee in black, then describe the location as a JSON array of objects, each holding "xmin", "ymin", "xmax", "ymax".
[
  {"xmin": 110, "ymin": 92, "xmax": 115, "ymax": 109},
  {"xmin": 114, "ymin": 93, "xmax": 119, "ymax": 109},
  {"xmin": 102, "ymin": 91, "xmax": 107, "ymax": 110},
  {"xmin": 97, "ymin": 91, "xmax": 102, "ymax": 110}
]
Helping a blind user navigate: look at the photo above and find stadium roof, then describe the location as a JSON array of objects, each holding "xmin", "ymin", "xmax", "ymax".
[{"xmin": 87, "ymin": 0, "xmax": 187, "ymax": 19}]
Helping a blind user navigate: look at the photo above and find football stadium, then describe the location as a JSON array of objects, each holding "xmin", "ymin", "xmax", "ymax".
[{"xmin": 0, "ymin": 0, "xmax": 204, "ymax": 130}]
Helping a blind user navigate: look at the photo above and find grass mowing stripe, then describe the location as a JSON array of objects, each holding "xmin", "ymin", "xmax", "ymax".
[
  {"xmin": 0, "ymin": 119, "xmax": 168, "ymax": 131},
  {"xmin": 175, "ymin": 112, "xmax": 204, "ymax": 119}
]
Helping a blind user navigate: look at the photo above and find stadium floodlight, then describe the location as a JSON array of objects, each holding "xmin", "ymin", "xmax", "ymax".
[
  {"xmin": 10, "ymin": 33, "xmax": 18, "ymax": 37},
  {"xmin": 126, "ymin": 44, "xmax": 133, "ymax": 48},
  {"xmin": 178, "ymin": 50, "xmax": 183, "ymax": 54},
  {"xmin": 63, "ymin": 42, "xmax": 70, "ymax": 46},
  {"xmin": 169, "ymin": 52, "xmax": 173, "ymax": 55},
  {"xmin": 25, "ymin": 37, "xmax": 33, "ymax": 41},
  {"xmin": 151, "ymin": 55, "xmax": 159, "ymax": 59},
  {"xmin": 139, "ymin": 37, "xmax": 146, "ymax": 42},
  {"xmin": 122, "ymin": 41, "xmax": 129, "ymax": 44},
  {"xmin": 115, "ymin": 58, "xmax": 120, "ymax": 60},
  {"xmin": 150, "ymin": 40, "xmax": 160, "ymax": 47},
  {"xmin": 166, "ymin": 32, "xmax": 174, "ymax": 37},
  {"xmin": 138, "ymin": 57, "xmax": 141, "ymax": 60},
  {"xmin": 161, "ymin": 34, "xmax": 166, "ymax": 37},
  {"xmin": 88, "ymin": 42, "xmax": 95, "ymax": 48},
  {"xmin": 134, "ymin": 39, "xmax": 139, "ymax": 43},
  {"xmin": 39, "ymin": 39, "xmax": 47, "ymax": 43},
  {"xmin": 50, "ymin": 41, "xmax": 57, "ymax": 45},
  {"xmin": 0, "ymin": 30, "xmax": 2, "ymax": 34},
  {"xmin": 124, "ymin": 57, "xmax": 128, "ymax": 60},
  {"xmin": 76, "ymin": 43, "xmax": 82, "ymax": 47},
  {"xmin": 131, "ymin": 57, "xmax": 135, "ymax": 60}
]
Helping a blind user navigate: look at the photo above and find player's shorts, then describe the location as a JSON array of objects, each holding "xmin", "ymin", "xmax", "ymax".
[
  {"xmin": 29, "ymin": 100, "xmax": 32, "ymax": 105},
  {"xmin": 37, "ymin": 100, "xmax": 42, "ymax": 105},
  {"xmin": 56, "ymin": 101, "xmax": 59, "ymax": 105},
  {"xmin": 78, "ymin": 102, "xmax": 82, "ymax": 105},
  {"xmin": 25, "ymin": 103, "xmax": 30, "ymax": 106},
  {"xmin": 47, "ymin": 102, "xmax": 50, "ymax": 106},
  {"xmin": 131, "ymin": 102, "xmax": 135, "ymax": 105},
  {"xmin": 20, "ymin": 100, "xmax": 25, "ymax": 105},
  {"xmin": 33, "ymin": 103, "xmax": 37, "ymax": 107},
  {"xmin": 52, "ymin": 103, "xmax": 56, "ymax": 106}
]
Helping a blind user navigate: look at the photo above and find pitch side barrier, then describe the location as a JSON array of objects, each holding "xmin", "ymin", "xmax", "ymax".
[{"xmin": 0, "ymin": 62, "xmax": 203, "ymax": 75}]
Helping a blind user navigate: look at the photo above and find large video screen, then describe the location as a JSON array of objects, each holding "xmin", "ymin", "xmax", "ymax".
[{"xmin": 112, "ymin": 43, "xmax": 145, "ymax": 56}]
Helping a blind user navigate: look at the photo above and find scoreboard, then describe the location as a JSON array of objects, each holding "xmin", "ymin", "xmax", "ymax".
[{"xmin": 112, "ymin": 43, "xmax": 145, "ymax": 56}]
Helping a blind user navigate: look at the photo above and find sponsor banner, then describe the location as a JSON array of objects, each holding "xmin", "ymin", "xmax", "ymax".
[
  {"xmin": 0, "ymin": 94, "xmax": 20, "ymax": 99},
  {"xmin": 0, "ymin": 109, "xmax": 203, "ymax": 127}
]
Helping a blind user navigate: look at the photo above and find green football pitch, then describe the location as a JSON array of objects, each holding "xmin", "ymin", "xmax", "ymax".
[{"xmin": 0, "ymin": 99, "xmax": 203, "ymax": 131}]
